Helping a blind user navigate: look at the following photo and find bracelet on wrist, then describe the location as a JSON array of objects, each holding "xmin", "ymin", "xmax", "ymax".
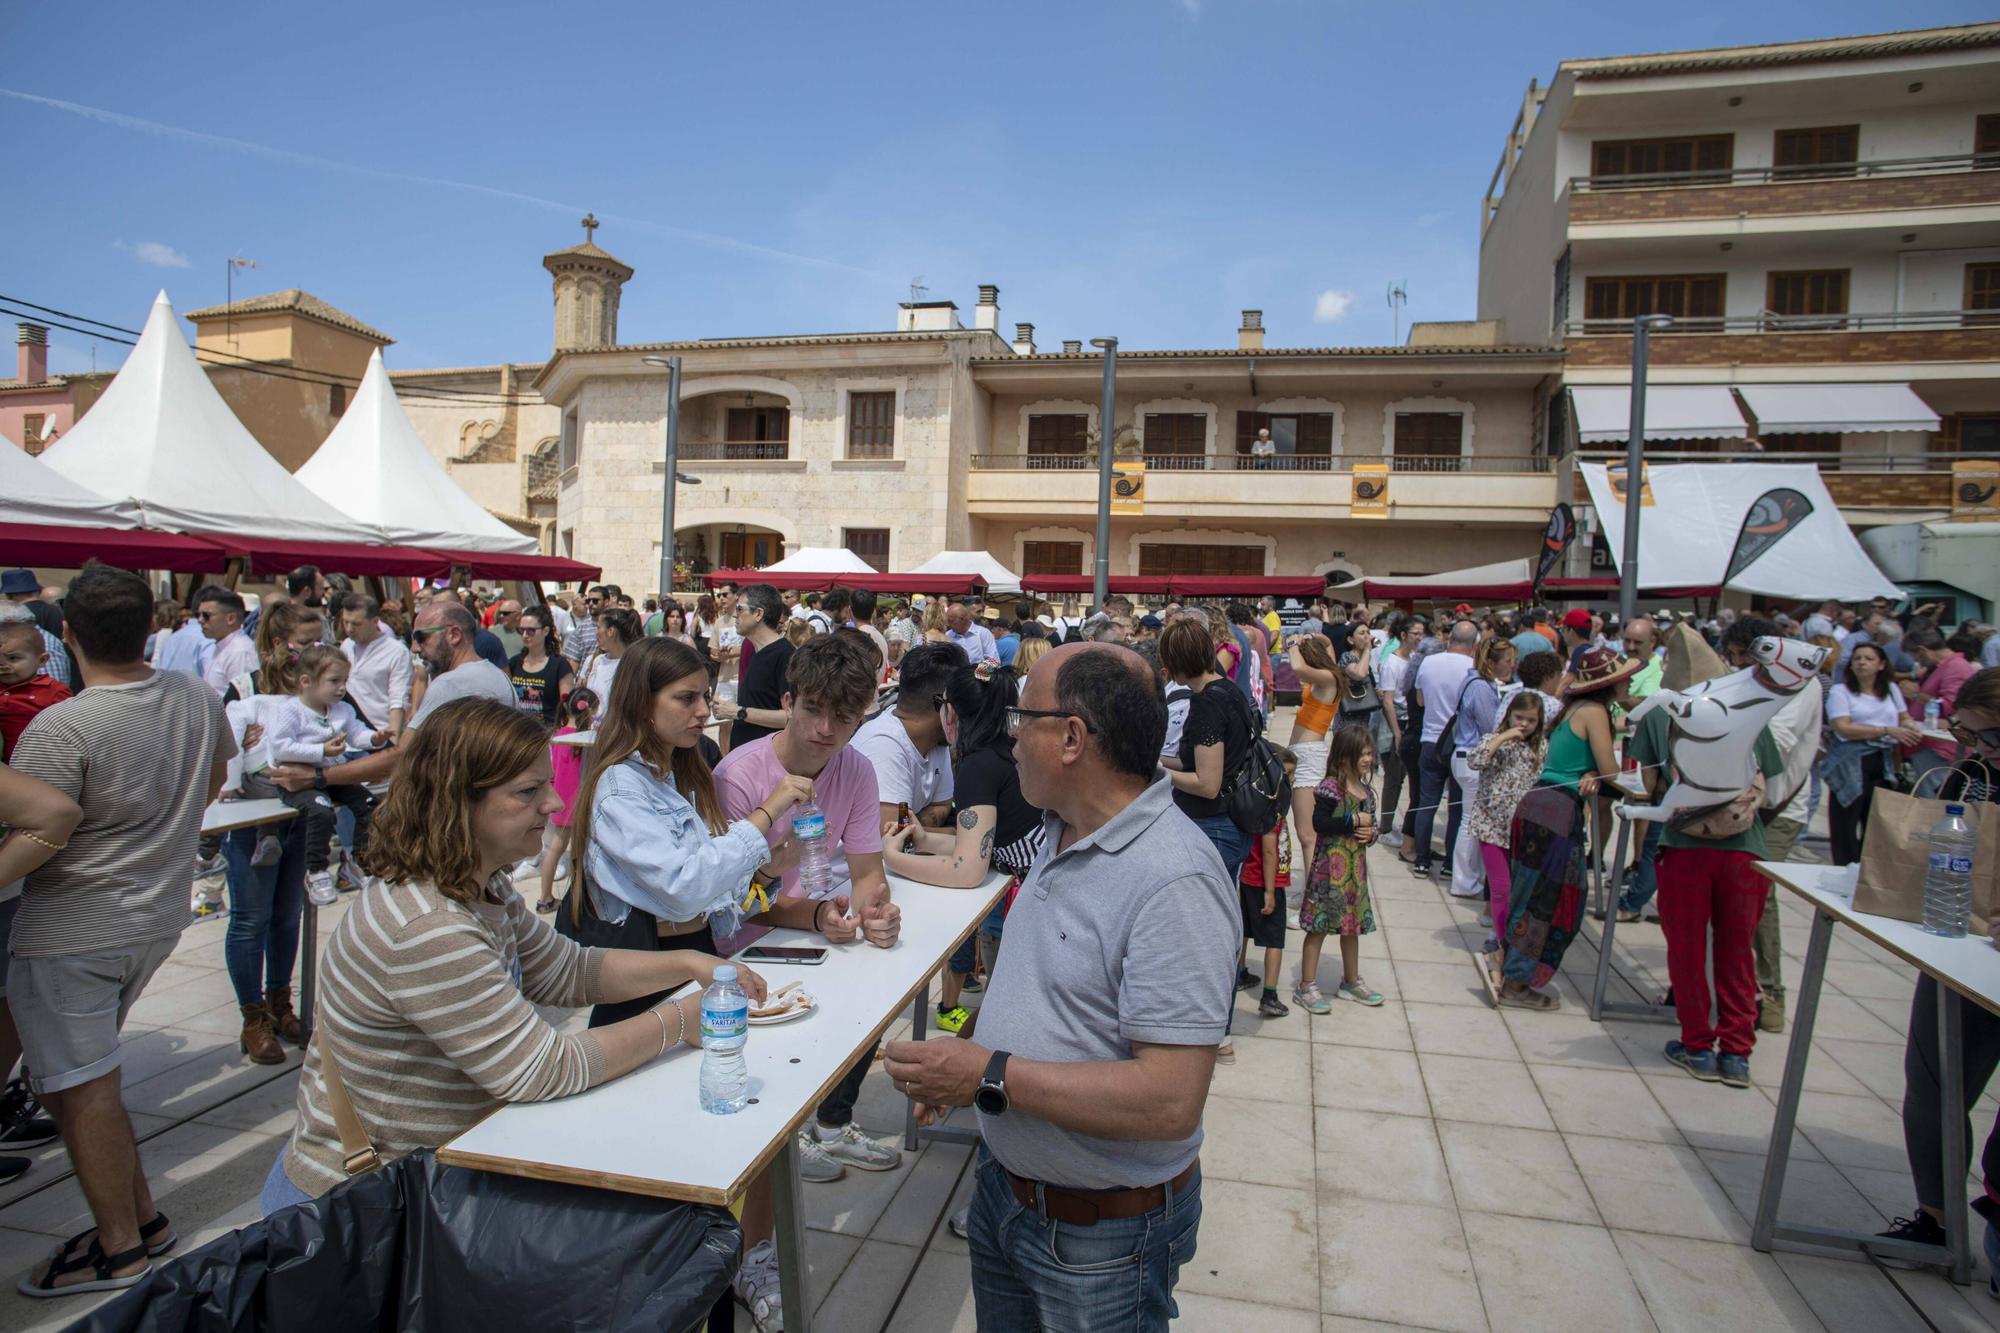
[{"xmin": 813, "ymin": 900, "xmax": 832, "ymax": 933}]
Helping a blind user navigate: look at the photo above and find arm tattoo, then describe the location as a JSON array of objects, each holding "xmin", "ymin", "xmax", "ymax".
[
  {"xmin": 979, "ymin": 831, "xmax": 994, "ymax": 861},
  {"xmin": 957, "ymin": 808, "xmax": 978, "ymax": 830}
]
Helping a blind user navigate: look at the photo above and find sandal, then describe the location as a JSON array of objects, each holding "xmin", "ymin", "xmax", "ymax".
[
  {"xmin": 18, "ymin": 1237, "xmax": 150, "ymax": 1299},
  {"xmin": 1615, "ymin": 909, "xmax": 1643, "ymax": 924},
  {"xmin": 1496, "ymin": 985, "xmax": 1561, "ymax": 1012},
  {"xmin": 534, "ymin": 898, "xmax": 558, "ymax": 914}
]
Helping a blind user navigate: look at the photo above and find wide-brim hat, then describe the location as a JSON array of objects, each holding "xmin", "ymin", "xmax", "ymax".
[
  {"xmin": 1661, "ymin": 623, "xmax": 1726, "ymax": 692},
  {"xmin": 0, "ymin": 568, "xmax": 38, "ymax": 596},
  {"xmin": 1563, "ymin": 645, "xmax": 1643, "ymax": 698}
]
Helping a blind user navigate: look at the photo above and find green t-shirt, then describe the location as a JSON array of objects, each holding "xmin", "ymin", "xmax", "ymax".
[{"xmin": 1628, "ymin": 708, "xmax": 1784, "ymax": 856}]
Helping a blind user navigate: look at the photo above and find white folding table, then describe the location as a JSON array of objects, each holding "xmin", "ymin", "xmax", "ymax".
[
  {"xmin": 440, "ymin": 872, "xmax": 1005, "ymax": 1331},
  {"xmin": 1752, "ymin": 861, "xmax": 2000, "ymax": 1283}
]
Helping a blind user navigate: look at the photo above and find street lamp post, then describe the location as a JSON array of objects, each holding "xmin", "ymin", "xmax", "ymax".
[
  {"xmin": 1618, "ymin": 314, "xmax": 1674, "ymax": 627},
  {"xmin": 1089, "ymin": 336, "xmax": 1118, "ymax": 614},
  {"xmin": 642, "ymin": 355, "xmax": 683, "ymax": 600}
]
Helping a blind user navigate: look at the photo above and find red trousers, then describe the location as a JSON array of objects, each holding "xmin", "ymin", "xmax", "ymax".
[{"xmin": 1656, "ymin": 846, "xmax": 1767, "ymax": 1058}]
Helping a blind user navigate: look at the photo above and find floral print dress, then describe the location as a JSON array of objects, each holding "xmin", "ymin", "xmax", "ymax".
[{"xmin": 1302, "ymin": 777, "xmax": 1375, "ymax": 937}]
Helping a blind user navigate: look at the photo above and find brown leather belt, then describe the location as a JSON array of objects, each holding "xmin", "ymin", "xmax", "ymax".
[
  {"xmin": 1005, "ymin": 1159, "xmax": 1199, "ymax": 1226},
  {"xmin": 654, "ymin": 916, "xmax": 707, "ymax": 938}
]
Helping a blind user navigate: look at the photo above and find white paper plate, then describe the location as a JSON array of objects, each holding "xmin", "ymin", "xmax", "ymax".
[{"xmin": 747, "ymin": 994, "xmax": 817, "ymax": 1026}]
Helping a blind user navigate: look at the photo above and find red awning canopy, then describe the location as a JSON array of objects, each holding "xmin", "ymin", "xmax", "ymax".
[
  {"xmin": 1017, "ymin": 575, "xmax": 1174, "ymax": 596},
  {"xmin": 218, "ymin": 538, "xmax": 454, "ymax": 579},
  {"xmin": 0, "ymin": 522, "xmax": 233, "ymax": 574},
  {"xmin": 701, "ymin": 570, "xmax": 989, "ymax": 596},
  {"xmin": 703, "ymin": 568, "xmax": 837, "ymax": 592},
  {"xmin": 1166, "ymin": 575, "xmax": 1328, "ymax": 599},
  {"xmin": 420, "ymin": 549, "xmax": 603, "ymax": 583}
]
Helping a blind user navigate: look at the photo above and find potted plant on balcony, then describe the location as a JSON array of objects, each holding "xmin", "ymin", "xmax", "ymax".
[{"xmin": 1082, "ymin": 425, "xmax": 1144, "ymax": 468}]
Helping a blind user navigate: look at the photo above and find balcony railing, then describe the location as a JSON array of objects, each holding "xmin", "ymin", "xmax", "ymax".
[
  {"xmin": 680, "ymin": 439, "xmax": 790, "ymax": 461},
  {"xmin": 1570, "ymin": 151, "xmax": 1997, "ymax": 193},
  {"xmin": 970, "ymin": 453, "xmax": 1554, "ymax": 474},
  {"xmin": 1570, "ymin": 447, "xmax": 1980, "ymax": 472},
  {"xmin": 1563, "ymin": 447, "xmax": 1999, "ymax": 510},
  {"xmin": 1566, "ymin": 309, "xmax": 1996, "ymax": 337}
]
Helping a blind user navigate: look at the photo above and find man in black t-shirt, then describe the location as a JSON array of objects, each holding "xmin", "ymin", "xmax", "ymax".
[{"xmin": 718, "ymin": 584, "xmax": 794, "ymax": 750}]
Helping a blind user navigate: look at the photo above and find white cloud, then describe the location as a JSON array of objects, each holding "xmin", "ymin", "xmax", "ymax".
[
  {"xmin": 1176, "ymin": 0, "xmax": 1202, "ymax": 15},
  {"xmin": 1313, "ymin": 288, "xmax": 1355, "ymax": 323},
  {"xmin": 115, "ymin": 239, "xmax": 190, "ymax": 269}
]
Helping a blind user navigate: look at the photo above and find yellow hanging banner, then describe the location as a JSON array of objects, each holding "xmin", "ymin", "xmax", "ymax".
[
  {"xmin": 1952, "ymin": 459, "xmax": 2000, "ymax": 521},
  {"xmin": 1606, "ymin": 459, "xmax": 1655, "ymax": 507},
  {"xmin": 1111, "ymin": 460, "xmax": 1145, "ymax": 515},
  {"xmin": 1351, "ymin": 463, "xmax": 1389, "ymax": 518}
]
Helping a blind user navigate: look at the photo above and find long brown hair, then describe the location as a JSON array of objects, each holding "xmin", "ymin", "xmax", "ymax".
[
  {"xmin": 567, "ymin": 637, "xmax": 724, "ymax": 925},
  {"xmin": 363, "ymin": 698, "xmax": 550, "ymax": 902},
  {"xmin": 253, "ymin": 601, "xmax": 322, "ymax": 696},
  {"xmin": 1325, "ymin": 722, "xmax": 1374, "ymax": 801}
]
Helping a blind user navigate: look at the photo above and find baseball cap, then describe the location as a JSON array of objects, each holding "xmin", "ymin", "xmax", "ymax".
[
  {"xmin": 1453, "ymin": 603, "xmax": 1474, "ymax": 615},
  {"xmin": 1561, "ymin": 609, "xmax": 1594, "ymax": 631},
  {"xmin": 1139, "ymin": 614, "xmax": 1163, "ymax": 630}
]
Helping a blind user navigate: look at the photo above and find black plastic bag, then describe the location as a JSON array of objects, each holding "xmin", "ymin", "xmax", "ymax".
[{"xmin": 73, "ymin": 1150, "xmax": 740, "ymax": 1333}]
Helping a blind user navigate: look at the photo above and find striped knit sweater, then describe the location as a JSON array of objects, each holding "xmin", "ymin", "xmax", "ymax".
[{"xmin": 284, "ymin": 875, "xmax": 609, "ymax": 1196}]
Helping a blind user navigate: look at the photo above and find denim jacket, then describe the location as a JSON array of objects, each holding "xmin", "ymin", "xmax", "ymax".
[
  {"xmin": 1822, "ymin": 735, "xmax": 1895, "ymax": 810},
  {"xmin": 582, "ymin": 755, "xmax": 768, "ymax": 927}
]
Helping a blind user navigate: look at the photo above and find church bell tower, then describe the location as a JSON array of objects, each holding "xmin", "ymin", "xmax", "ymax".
[{"xmin": 543, "ymin": 213, "xmax": 634, "ymax": 351}]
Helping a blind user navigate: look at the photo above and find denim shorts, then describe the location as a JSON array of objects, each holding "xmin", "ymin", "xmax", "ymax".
[{"xmin": 9, "ymin": 935, "xmax": 178, "ymax": 1094}]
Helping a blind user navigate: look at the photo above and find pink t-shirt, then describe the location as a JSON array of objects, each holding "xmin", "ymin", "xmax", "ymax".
[
  {"xmin": 714, "ymin": 735, "xmax": 882, "ymax": 900},
  {"xmin": 550, "ymin": 726, "xmax": 586, "ymax": 827}
]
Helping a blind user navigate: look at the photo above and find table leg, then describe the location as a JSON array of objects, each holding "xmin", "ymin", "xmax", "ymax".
[
  {"xmin": 298, "ymin": 897, "xmax": 318, "ymax": 1043},
  {"xmin": 1753, "ymin": 908, "xmax": 1832, "ymax": 1253},
  {"xmin": 1589, "ymin": 816, "xmax": 1632, "ymax": 1023},
  {"xmin": 1940, "ymin": 982, "xmax": 1972, "ymax": 1285},
  {"xmin": 773, "ymin": 1130, "xmax": 811, "ymax": 1333},
  {"xmin": 903, "ymin": 979, "xmax": 931, "ymax": 1153}
]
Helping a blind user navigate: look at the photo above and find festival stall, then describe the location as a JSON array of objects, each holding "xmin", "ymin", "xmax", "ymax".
[
  {"xmin": 700, "ymin": 569, "xmax": 987, "ymax": 596},
  {"xmin": 1017, "ymin": 575, "xmax": 1173, "ymax": 597},
  {"xmin": 906, "ymin": 549, "xmax": 1023, "ymax": 594}
]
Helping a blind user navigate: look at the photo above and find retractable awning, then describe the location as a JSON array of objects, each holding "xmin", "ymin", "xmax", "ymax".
[
  {"xmin": 1569, "ymin": 385, "xmax": 1747, "ymax": 444},
  {"xmin": 1735, "ymin": 383, "xmax": 1940, "ymax": 435}
]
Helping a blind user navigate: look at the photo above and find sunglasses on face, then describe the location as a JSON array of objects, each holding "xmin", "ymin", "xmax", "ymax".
[
  {"xmin": 411, "ymin": 626, "xmax": 446, "ymax": 642},
  {"xmin": 1946, "ymin": 717, "xmax": 2000, "ymax": 750}
]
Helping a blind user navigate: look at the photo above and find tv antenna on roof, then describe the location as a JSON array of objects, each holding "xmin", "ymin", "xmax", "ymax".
[
  {"xmin": 1387, "ymin": 281, "xmax": 1409, "ymax": 345},
  {"xmin": 909, "ymin": 276, "xmax": 929, "ymax": 302}
]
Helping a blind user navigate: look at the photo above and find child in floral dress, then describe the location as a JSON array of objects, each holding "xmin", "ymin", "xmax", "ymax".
[
  {"xmin": 1296, "ymin": 723, "xmax": 1382, "ymax": 1012},
  {"xmin": 1465, "ymin": 690, "xmax": 1548, "ymax": 973}
]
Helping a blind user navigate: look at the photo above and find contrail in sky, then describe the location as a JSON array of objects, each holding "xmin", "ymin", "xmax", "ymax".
[{"xmin": 0, "ymin": 88, "xmax": 897, "ymax": 283}]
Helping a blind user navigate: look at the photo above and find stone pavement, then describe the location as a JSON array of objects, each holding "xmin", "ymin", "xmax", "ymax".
[{"xmin": 3, "ymin": 793, "xmax": 2000, "ymax": 1329}]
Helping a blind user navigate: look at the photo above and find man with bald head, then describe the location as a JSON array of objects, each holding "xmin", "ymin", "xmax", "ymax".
[{"xmin": 886, "ymin": 642, "xmax": 1235, "ymax": 1329}]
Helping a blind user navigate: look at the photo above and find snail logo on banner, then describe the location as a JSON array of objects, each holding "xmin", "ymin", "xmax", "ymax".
[
  {"xmin": 1953, "ymin": 460, "xmax": 2000, "ymax": 521},
  {"xmin": 1724, "ymin": 487, "xmax": 1814, "ymax": 584},
  {"xmin": 1532, "ymin": 503, "xmax": 1576, "ymax": 593},
  {"xmin": 1606, "ymin": 460, "xmax": 1654, "ymax": 507},
  {"xmin": 1351, "ymin": 462, "xmax": 1390, "ymax": 519},
  {"xmin": 1111, "ymin": 460, "xmax": 1145, "ymax": 515}
]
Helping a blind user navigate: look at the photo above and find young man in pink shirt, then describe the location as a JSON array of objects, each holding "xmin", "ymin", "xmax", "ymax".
[{"xmin": 715, "ymin": 633, "xmax": 904, "ymax": 1191}]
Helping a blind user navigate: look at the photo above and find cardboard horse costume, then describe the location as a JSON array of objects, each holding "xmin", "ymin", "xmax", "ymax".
[{"xmin": 1620, "ymin": 635, "xmax": 1830, "ymax": 825}]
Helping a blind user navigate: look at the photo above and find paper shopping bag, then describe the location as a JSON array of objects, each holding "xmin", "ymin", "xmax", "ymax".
[{"xmin": 1853, "ymin": 784, "xmax": 2000, "ymax": 932}]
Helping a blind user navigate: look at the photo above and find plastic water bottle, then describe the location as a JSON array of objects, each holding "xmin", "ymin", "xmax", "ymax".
[
  {"xmin": 715, "ymin": 674, "xmax": 737, "ymax": 709},
  {"xmin": 1925, "ymin": 698, "xmax": 1943, "ymax": 734},
  {"xmin": 794, "ymin": 800, "xmax": 834, "ymax": 899},
  {"xmin": 698, "ymin": 964, "xmax": 750, "ymax": 1115},
  {"xmin": 1921, "ymin": 804, "xmax": 1977, "ymax": 939}
]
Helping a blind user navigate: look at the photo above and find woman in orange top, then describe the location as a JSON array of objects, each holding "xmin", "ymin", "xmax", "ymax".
[{"xmin": 1288, "ymin": 633, "xmax": 1343, "ymax": 869}]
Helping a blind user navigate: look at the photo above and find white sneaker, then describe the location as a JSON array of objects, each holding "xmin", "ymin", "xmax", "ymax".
[
  {"xmin": 1379, "ymin": 830, "xmax": 1403, "ymax": 848},
  {"xmin": 306, "ymin": 871, "xmax": 338, "ymax": 907},
  {"xmin": 948, "ymin": 1205, "xmax": 970, "ymax": 1239},
  {"xmin": 795, "ymin": 1133, "xmax": 846, "ymax": 1183},
  {"xmin": 734, "ymin": 1238, "xmax": 783, "ymax": 1332},
  {"xmin": 816, "ymin": 1123, "xmax": 902, "ymax": 1172}
]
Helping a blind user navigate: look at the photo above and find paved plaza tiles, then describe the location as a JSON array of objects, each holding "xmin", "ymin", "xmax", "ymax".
[{"xmin": 1, "ymin": 724, "xmax": 1996, "ymax": 1328}]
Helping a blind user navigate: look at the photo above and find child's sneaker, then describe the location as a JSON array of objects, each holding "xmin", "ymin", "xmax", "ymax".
[
  {"xmin": 251, "ymin": 834, "xmax": 283, "ymax": 868},
  {"xmin": 1665, "ymin": 1040, "xmax": 1720, "ymax": 1082},
  {"xmin": 306, "ymin": 871, "xmax": 339, "ymax": 907},
  {"xmin": 935, "ymin": 1005, "xmax": 970, "ymax": 1035},
  {"xmin": 1717, "ymin": 1053, "xmax": 1751, "ymax": 1089},
  {"xmin": 1257, "ymin": 992, "xmax": 1290, "ymax": 1019},
  {"xmin": 1338, "ymin": 979, "xmax": 1384, "ymax": 1007},
  {"xmin": 1292, "ymin": 982, "xmax": 1332, "ymax": 1015}
]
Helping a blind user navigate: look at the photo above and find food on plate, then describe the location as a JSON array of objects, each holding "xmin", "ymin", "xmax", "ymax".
[{"xmin": 749, "ymin": 982, "xmax": 814, "ymax": 1019}]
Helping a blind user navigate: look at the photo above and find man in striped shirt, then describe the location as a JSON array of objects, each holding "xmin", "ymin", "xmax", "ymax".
[{"xmin": 9, "ymin": 567, "xmax": 233, "ymax": 1297}]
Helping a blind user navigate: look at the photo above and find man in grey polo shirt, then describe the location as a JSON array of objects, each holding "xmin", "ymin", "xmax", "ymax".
[{"xmin": 886, "ymin": 642, "xmax": 1236, "ymax": 1331}]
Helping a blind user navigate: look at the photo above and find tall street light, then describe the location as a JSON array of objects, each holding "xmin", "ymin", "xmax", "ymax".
[
  {"xmin": 1618, "ymin": 314, "xmax": 1674, "ymax": 627},
  {"xmin": 640, "ymin": 355, "xmax": 696, "ymax": 600},
  {"xmin": 1089, "ymin": 336, "xmax": 1118, "ymax": 614}
]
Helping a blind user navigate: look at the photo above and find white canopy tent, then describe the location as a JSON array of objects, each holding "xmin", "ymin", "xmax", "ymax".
[
  {"xmin": 1734, "ymin": 383, "xmax": 1940, "ymax": 435},
  {"xmin": 296, "ymin": 350, "xmax": 537, "ymax": 553},
  {"xmin": 1580, "ymin": 461, "xmax": 1902, "ymax": 602},
  {"xmin": 1569, "ymin": 385, "xmax": 1747, "ymax": 444},
  {"xmin": 762, "ymin": 546, "xmax": 877, "ymax": 574},
  {"xmin": 0, "ymin": 433, "xmax": 141, "ymax": 528},
  {"xmin": 38, "ymin": 291, "xmax": 371, "ymax": 544},
  {"xmin": 907, "ymin": 549, "xmax": 1022, "ymax": 593}
]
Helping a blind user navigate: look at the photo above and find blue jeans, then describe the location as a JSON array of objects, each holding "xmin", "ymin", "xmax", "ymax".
[
  {"xmin": 222, "ymin": 823, "xmax": 307, "ymax": 1009},
  {"xmin": 259, "ymin": 1146, "xmax": 314, "ymax": 1216},
  {"xmin": 1411, "ymin": 741, "xmax": 1460, "ymax": 869},
  {"xmin": 1618, "ymin": 820, "xmax": 1666, "ymax": 915},
  {"xmin": 1189, "ymin": 812, "xmax": 1251, "ymax": 882},
  {"xmin": 951, "ymin": 901, "xmax": 1008, "ymax": 976},
  {"xmin": 967, "ymin": 1148, "xmax": 1201, "ymax": 1332}
]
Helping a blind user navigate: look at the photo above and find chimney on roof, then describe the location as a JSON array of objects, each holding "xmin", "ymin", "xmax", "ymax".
[
  {"xmin": 16, "ymin": 323, "xmax": 48, "ymax": 383},
  {"xmin": 1238, "ymin": 310, "xmax": 1265, "ymax": 351},
  {"xmin": 1012, "ymin": 322, "xmax": 1036, "ymax": 356},
  {"xmin": 974, "ymin": 285, "xmax": 1001, "ymax": 333},
  {"xmin": 1062, "ymin": 339, "xmax": 1083, "ymax": 354}
]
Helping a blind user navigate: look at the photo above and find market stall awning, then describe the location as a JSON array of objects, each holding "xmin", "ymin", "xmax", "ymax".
[
  {"xmin": 699, "ymin": 569, "xmax": 987, "ymax": 595},
  {"xmin": 762, "ymin": 546, "xmax": 877, "ymax": 574},
  {"xmin": 0, "ymin": 435, "xmax": 143, "ymax": 529},
  {"xmin": 1361, "ymin": 559, "xmax": 1533, "ymax": 602},
  {"xmin": 1735, "ymin": 382, "xmax": 1941, "ymax": 435},
  {"xmin": 1569, "ymin": 385, "xmax": 1747, "ymax": 444},
  {"xmin": 218, "ymin": 538, "xmax": 453, "ymax": 579},
  {"xmin": 703, "ymin": 569, "xmax": 839, "ymax": 592},
  {"xmin": 1017, "ymin": 575, "xmax": 1174, "ymax": 596},
  {"xmin": 0, "ymin": 522, "xmax": 232, "ymax": 573},
  {"xmin": 907, "ymin": 550, "xmax": 1022, "ymax": 594},
  {"xmin": 1166, "ymin": 575, "xmax": 1327, "ymax": 599},
  {"xmin": 420, "ymin": 549, "xmax": 602, "ymax": 583}
]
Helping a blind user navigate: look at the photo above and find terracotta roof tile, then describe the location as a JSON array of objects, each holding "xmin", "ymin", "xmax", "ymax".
[
  {"xmin": 182, "ymin": 289, "xmax": 392, "ymax": 343},
  {"xmin": 1565, "ymin": 21, "xmax": 2000, "ymax": 79}
]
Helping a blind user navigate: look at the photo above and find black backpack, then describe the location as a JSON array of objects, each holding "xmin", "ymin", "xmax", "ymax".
[{"xmin": 1216, "ymin": 688, "xmax": 1288, "ymax": 836}]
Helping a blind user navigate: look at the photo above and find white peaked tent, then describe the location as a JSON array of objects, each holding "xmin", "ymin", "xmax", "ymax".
[
  {"xmin": 908, "ymin": 549, "xmax": 1022, "ymax": 593},
  {"xmin": 297, "ymin": 350, "xmax": 537, "ymax": 553},
  {"xmin": 0, "ymin": 433, "xmax": 141, "ymax": 528},
  {"xmin": 763, "ymin": 546, "xmax": 877, "ymax": 574},
  {"xmin": 38, "ymin": 292, "xmax": 372, "ymax": 544}
]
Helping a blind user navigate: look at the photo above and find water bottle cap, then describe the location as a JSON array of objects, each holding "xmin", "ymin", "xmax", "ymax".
[
  {"xmin": 1947, "ymin": 804, "xmax": 1966, "ymax": 817},
  {"xmin": 714, "ymin": 964, "xmax": 737, "ymax": 981}
]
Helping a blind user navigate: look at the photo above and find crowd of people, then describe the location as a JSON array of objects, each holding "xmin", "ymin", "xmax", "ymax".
[{"xmin": 3, "ymin": 559, "xmax": 1999, "ymax": 1325}]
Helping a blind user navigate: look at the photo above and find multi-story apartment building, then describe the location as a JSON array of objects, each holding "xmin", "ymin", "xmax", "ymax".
[{"xmin": 1478, "ymin": 21, "xmax": 2000, "ymax": 588}]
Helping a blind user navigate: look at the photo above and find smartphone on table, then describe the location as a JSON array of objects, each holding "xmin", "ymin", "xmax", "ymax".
[{"xmin": 742, "ymin": 945, "xmax": 829, "ymax": 965}]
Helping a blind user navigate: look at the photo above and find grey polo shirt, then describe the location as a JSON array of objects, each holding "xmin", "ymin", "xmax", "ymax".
[{"xmin": 973, "ymin": 773, "xmax": 1236, "ymax": 1190}]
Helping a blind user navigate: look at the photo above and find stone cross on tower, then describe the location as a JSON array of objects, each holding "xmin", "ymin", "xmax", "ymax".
[
  {"xmin": 544, "ymin": 220, "xmax": 633, "ymax": 352},
  {"xmin": 581, "ymin": 213, "xmax": 600, "ymax": 243}
]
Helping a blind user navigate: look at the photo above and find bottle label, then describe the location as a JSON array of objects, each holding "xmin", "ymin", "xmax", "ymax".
[
  {"xmin": 701, "ymin": 1001, "xmax": 746, "ymax": 1041},
  {"xmin": 793, "ymin": 811, "xmax": 827, "ymax": 841},
  {"xmin": 1931, "ymin": 852, "xmax": 1974, "ymax": 875}
]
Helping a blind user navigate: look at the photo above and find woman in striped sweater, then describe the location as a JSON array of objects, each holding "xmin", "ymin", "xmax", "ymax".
[{"xmin": 260, "ymin": 696, "xmax": 767, "ymax": 1211}]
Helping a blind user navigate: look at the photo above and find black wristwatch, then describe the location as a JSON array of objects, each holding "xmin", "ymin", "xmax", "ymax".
[
  {"xmin": 736, "ymin": 706, "xmax": 748, "ymax": 723},
  {"xmin": 974, "ymin": 1050, "xmax": 1011, "ymax": 1116}
]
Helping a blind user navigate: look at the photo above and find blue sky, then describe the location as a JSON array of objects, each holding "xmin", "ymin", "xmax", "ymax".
[{"xmin": 1, "ymin": 0, "xmax": 1985, "ymax": 376}]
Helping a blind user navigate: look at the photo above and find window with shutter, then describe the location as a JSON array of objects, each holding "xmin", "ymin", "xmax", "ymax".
[
  {"xmin": 1391, "ymin": 413, "xmax": 1465, "ymax": 472},
  {"xmin": 1234, "ymin": 411, "xmax": 1334, "ymax": 469},
  {"xmin": 1966, "ymin": 263, "xmax": 2000, "ymax": 327},
  {"xmin": 1022, "ymin": 541, "xmax": 1084, "ymax": 576},
  {"xmin": 846, "ymin": 392, "xmax": 895, "ymax": 459},
  {"xmin": 1591, "ymin": 135, "xmax": 1733, "ymax": 184},
  {"xmin": 1027, "ymin": 414, "xmax": 1088, "ymax": 468},
  {"xmin": 1976, "ymin": 114, "xmax": 2000, "ymax": 166},
  {"xmin": 1142, "ymin": 413, "xmax": 1207, "ymax": 470},
  {"xmin": 1582, "ymin": 274, "xmax": 1725, "ymax": 330},
  {"xmin": 1766, "ymin": 270, "xmax": 1849, "ymax": 328},
  {"xmin": 1773, "ymin": 126, "xmax": 1859, "ymax": 177},
  {"xmin": 842, "ymin": 528, "xmax": 889, "ymax": 571},
  {"xmin": 1137, "ymin": 544, "xmax": 1264, "ymax": 577}
]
